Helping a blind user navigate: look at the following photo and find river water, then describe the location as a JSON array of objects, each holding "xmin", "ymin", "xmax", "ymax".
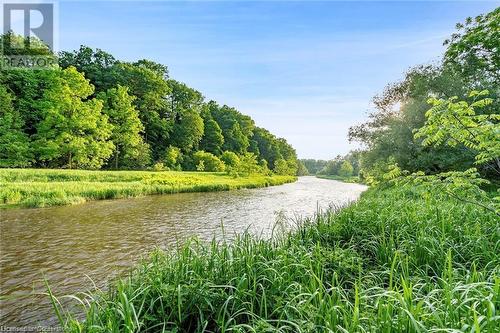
[{"xmin": 0, "ymin": 176, "xmax": 366, "ymax": 327}]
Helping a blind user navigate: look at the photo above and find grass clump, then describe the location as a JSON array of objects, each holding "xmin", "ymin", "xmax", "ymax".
[
  {"xmin": 0, "ymin": 168, "xmax": 296, "ymax": 208},
  {"xmin": 54, "ymin": 186, "xmax": 499, "ymax": 332}
]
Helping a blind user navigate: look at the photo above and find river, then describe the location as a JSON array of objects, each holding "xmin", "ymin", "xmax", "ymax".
[{"xmin": 0, "ymin": 176, "xmax": 366, "ymax": 327}]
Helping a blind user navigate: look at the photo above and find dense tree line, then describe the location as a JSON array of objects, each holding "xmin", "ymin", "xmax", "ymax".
[
  {"xmin": 0, "ymin": 33, "xmax": 298, "ymax": 175},
  {"xmin": 300, "ymin": 151, "xmax": 361, "ymax": 178},
  {"xmin": 348, "ymin": 8, "xmax": 499, "ymax": 184}
]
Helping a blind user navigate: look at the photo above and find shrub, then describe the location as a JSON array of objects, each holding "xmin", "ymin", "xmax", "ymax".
[
  {"xmin": 220, "ymin": 151, "xmax": 240, "ymax": 169},
  {"xmin": 192, "ymin": 151, "xmax": 225, "ymax": 172}
]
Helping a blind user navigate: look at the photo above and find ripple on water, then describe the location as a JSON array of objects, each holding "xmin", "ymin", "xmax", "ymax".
[{"xmin": 0, "ymin": 176, "xmax": 367, "ymax": 326}]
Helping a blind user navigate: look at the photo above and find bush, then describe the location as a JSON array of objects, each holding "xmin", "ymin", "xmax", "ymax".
[
  {"xmin": 152, "ymin": 162, "xmax": 165, "ymax": 171},
  {"xmin": 192, "ymin": 151, "xmax": 225, "ymax": 172},
  {"xmin": 235, "ymin": 153, "xmax": 260, "ymax": 176},
  {"xmin": 220, "ymin": 151, "xmax": 240, "ymax": 169},
  {"xmin": 163, "ymin": 146, "xmax": 182, "ymax": 170}
]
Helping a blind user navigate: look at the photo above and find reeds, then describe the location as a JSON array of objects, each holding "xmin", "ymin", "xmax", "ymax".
[{"xmin": 52, "ymin": 186, "xmax": 499, "ymax": 332}]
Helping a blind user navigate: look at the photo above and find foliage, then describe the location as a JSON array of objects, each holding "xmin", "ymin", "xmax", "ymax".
[
  {"xmin": 192, "ymin": 151, "xmax": 225, "ymax": 172},
  {"xmin": 401, "ymin": 168, "xmax": 498, "ymax": 216},
  {"xmin": 273, "ymin": 158, "xmax": 289, "ymax": 175},
  {"xmin": 97, "ymin": 85, "xmax": 149, "ymax": 169},
  {"xmin": 349, "ymin": 8, "xmax": 499, "ymax": 183},
  {"xmin": 200, "ymin": 116, "xmax": 224, "ymax": 155},
  {"xmin": 33, "ymin": 67, "xmax": 114, "ymax": 169},
  {"xmin": 300, "ymin": 159, "xmax": 328, "ymax": 175},
  {"xmin": 0, "ymin": 84, "xmax": 32, "ymax": 167},
  {"xmin": 307, "ymin": 152, "xmax": 361, "ymax": 180},
  {"xmin": 296, "ymin": 160, "xmax": 309, "ymax": 176},
  {"xmin": 272, "ymin": 158, "xmax": 298, "ymax": 176},
  {"xmin": 0, "ymin": 169, "xmax": 296, "ymax": 208},
  {"xmin": 170, "ymin": 110, "xmax": 204, "ymax": 153},
  {"xmin": 415, "ymin": 90, "xmax": 499, "ymax": 169},
  {"xmin": 112, "ymin": 62, "xmax": 172, "ymax": 161},
  {"xmin": 54, "ymin": 186, "xmax": 499, "ymax": 332},
  {"xmin": 338, "ymin": 160, "xmax": 354, "ymax": 177},
  {"xmin": 220, "ymin": 151, "xmax": 240, "ymax": 168},
  {"xmin": 444, "ymin": 8, "xmax": 500, "ymax": 86},
  {"xmin": 405, "ymin": 92, "xmax": 500, "ymax": 216},
  {"xmin": 163, "ymin": 146, "xmax": 183, "ymax": 171},
  {"xmin": 234, "ymin": 153, "xmax": 261, "ymax": 176},
  {"xmin": 2, "ymin": 34, "xmax": 298, "ymax": 174},
  {"xmin": 58, "ymin": 45, "xmax": 118, "ymax": 92}
]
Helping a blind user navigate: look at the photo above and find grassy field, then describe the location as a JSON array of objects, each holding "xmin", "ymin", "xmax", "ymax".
[
  {"xmin": 0, "ymin": 169, "xmax": 296, "ymax": 208},
  {"xmin": 316, "ymin": 174, "xmax": 361, "ymax": 183},
  {"xmin": 53, "ymin": 186, "xmax": 499, "ymax": 332}
]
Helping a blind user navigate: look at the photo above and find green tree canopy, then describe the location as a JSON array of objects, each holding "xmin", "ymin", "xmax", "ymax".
[
  {"xmin": 170, "ymin": 110, "xmax": 204, "ymax": 153},
  {"xmin": 0, "ymin": 84, "xmax": 32, "ymax": 167},
  {"xmin": 200, "ymin": 114, "xmax": 224, "ymax": 155},
  {"xmin": 34, "ymin": 67, "xmax": 114, "ymax": 169},
  {"xmin": 98, "ymin": 85, "xmax": 149, "ymax": 169}
]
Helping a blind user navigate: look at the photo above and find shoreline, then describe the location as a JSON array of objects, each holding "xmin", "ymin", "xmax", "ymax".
[
  {"xmin": 0, "ymin": 168, "xmax": 297, "ymax": 209},
  {"xmin": 54, "ymin": 185, "xmax": 499, "ymax": 331}
]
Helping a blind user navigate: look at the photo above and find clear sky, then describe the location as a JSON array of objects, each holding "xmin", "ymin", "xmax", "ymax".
[{"xmin": 58, "ymin": 0, "xmax": 499, "ymax": 159}]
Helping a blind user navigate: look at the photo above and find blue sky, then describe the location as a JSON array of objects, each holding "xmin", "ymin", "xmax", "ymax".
[{"xmin": 58, "ymin": 1, "xmax": 499, "ymax": 159}]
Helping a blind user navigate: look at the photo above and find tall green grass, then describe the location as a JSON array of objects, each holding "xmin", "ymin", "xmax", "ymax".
[
  {"xmin": 53, "ymin": 186, "xmax": 499, "ymax": 332},
  {"xmin": 0, "ymin": 169, "xmax": 296, "ymax": 208}
]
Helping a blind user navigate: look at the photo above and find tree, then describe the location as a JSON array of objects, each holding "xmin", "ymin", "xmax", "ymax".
[
  {"xmin": 236, "ymin": 153, "xmax": 260, "ymax": 176},
  {"xmin": 252, "ymin": 127, "xmax": 284, "ymax": 169},
  {"xmin": 223, "ymin": 122, "xmax": 249, "ymax": 154},
  {"xmin": 349, "ymin": 65, "xmax": 475, "ymax": 176},
  {"xmin": 98, "ymin": 85, "xmax": 149, "ymax": 169},
  {"xmin": 112, "ymin": 62, "xmax": 172, "ymax": 161},
  {"xmin": 59, "ymin": 45, "xmax": 117, "ymax": 93},
  {"xmin": 274, "ymin": 159, "xmax": 290, "ymax": 175},
  {"xmin": 134, "ymin": 59, "xmax": 169, "ymax": 79},
  {"xmin": 0, "ymin": 84, "xmax": 32, "ymax": 167},
  {"xmin": 405, "ymin": 91, "xmax": 499, "ymax": 216},
  {"xmin": 163, "ymin": 146, "xmax": 182, "ymax": 170},
  {"xmin": 220, "ymin": 151, "xmax": 240, "ymax": 169},
  {"xmin": 208, "ymin": 103, "xmax": 254, "ymax": 155},
  {"xmin": 300, "ymin": 159, "xmax": 328, "ymax": 175},
  {"xmin": 200, "ymin": 117, "xmax": 224, "ymax": 155},
  {"xmin": 338, "ymin": 160, "xmax": 354, "ymax": 177},
  {"xmin": 170, "ymin": 110, "xmax": 204, "ymax": 153},
  {"xmin": 34, "ymin": 67, "xmax": 114, "ymax": 169},
  {"xmin": 0, "ymin": 68, "xmax": 50, "ymax": 138},
  {"xmin": 167, "ymin": 80, "xmax": 203, "ymax": 117},
  {"xmin": 415, "ymin": 91, "xmax": 500, "ymax": 176},
  {"xmin": 349, "ymin": 9, "xmax": 499, "ymax": 180},
  {"xmin": 444, "ymin": 8, "xmax": 500, "ymax": 86},
  {"xmin": 296, "ymin": 160, "xmax": 309, "ymax": 176}
]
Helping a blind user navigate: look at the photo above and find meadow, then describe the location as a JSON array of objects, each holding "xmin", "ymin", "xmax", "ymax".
[
  {"xmin": 0, "ymin": 168, "xmax": 296, "ymax": 208},
  {"xmin": 53, "ymin": 185, "xmax": 499, "ymax": 332}
]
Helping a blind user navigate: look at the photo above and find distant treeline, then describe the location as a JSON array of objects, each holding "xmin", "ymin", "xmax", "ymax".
[
  {"xmin": 300, "ymin": 151, "xmax": 360, "ymax": 178},
  {"xmin": 0, "ymin": 33, "xmax": 298, "ymax": 175},
  {"xmin": 329, "ymin": 9, "xmax": 498, "ymax": 184}
]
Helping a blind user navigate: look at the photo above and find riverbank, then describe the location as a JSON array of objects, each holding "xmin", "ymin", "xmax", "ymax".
[
  {"xmin": 56, "ymin": 185, "xmax": 499, "ymax": 332},
  {"xmin": 0, "ymin": 169, "xmax": 296, "ymax": 208},
  {"xmin": 316, "ymin": 174, "xmax": 361, "ymax": 183}
]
